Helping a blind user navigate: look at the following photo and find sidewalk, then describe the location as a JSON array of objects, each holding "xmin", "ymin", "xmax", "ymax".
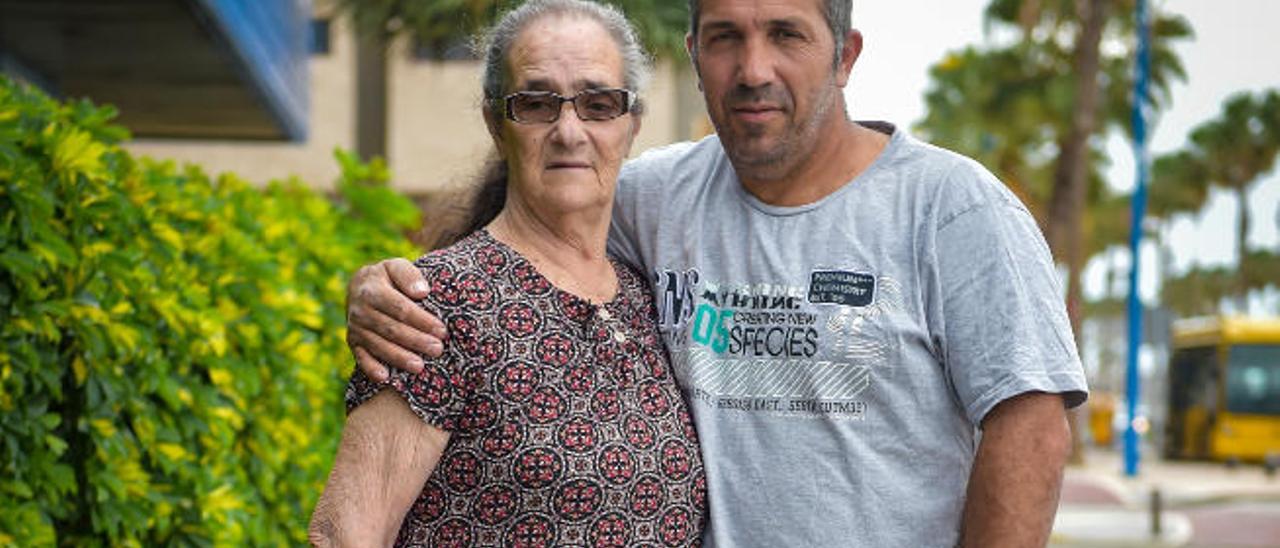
[{"xmin": 1051, "ymin": 447, "xmax": 1280, "ymax": 547}]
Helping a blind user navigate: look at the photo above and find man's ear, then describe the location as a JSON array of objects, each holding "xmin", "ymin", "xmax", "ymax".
[
  {"xmin": 834, "ymin": 29, "xmax": 863, "ymax": 88},
  {"xmin": 685, "ymin": 32, "xmax": 703, "ymax": 91}
]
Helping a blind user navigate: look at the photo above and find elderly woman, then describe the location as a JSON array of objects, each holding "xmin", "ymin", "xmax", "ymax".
[{"xmin": 308, "ymin": 1, "xmax": 706, "ymax": 546}]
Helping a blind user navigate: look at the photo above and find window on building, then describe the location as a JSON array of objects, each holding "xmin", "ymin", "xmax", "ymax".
[{"xmin": 310, "ymin": 18, "xmax": 332, "ymax": 55}]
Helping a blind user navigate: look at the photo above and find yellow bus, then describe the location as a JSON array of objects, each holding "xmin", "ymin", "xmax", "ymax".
[{"xmin": 1163, "ymin": 316, "xmax": 1280, "ymax": 463}]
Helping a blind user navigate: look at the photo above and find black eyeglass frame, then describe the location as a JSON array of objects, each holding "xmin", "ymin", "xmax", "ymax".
[{"xmin": 501, "ymin": 88, "xmax": 636, "ymax": 124}]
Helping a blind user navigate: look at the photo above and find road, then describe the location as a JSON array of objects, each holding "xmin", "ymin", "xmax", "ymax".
[{"xmin": 1053, "ymin": 448, "xmax": 1280, "ymax": 547}]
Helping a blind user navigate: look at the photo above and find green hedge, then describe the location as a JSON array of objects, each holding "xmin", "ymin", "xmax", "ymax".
[{"xmin": 0, "ymin": 77, "xmax": 420, "ymax": 545}]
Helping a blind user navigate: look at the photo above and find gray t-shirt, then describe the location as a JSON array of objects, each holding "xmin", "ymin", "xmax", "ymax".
[{"xmin": 608, "ymin": 124, "xmax": 1088, "ymax": 547}]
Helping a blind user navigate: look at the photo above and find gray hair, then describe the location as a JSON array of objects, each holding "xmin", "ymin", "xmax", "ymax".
[
  {"xmin": 686, "ymin": 0, "xmax": 852, "ymax": 65},
  {"xmin": 477, "ymin": 0, "xmax": 652, "ymax": 120}
]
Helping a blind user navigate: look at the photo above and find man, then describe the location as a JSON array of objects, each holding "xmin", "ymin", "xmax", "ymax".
[{"xmin": 346, "ymin": 0, "xmax": 1088, "ymax": 545}]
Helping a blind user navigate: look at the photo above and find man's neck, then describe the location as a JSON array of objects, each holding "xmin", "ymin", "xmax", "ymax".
[{"xmin": 738, "ymin": 120, "xmax": 892, "ymax": 207}]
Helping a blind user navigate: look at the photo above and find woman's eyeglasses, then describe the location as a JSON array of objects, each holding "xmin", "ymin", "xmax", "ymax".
[{"xmin": 502, "ymin": 88, "xmax": 635, "ymax": 124}]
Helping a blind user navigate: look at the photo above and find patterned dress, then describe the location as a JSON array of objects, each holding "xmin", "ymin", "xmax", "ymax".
[{"xmin": 347, "ymin": 229, "xmax": 707, "ymax": 547}]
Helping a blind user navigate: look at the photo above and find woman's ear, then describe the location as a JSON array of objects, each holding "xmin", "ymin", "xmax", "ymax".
[
  {"xmin": 630, "ymin": 112, "xmax": 643, "ymax": 141},
  {"xmin": 483, "ymin": 104, "xmax": 504, "ymax": 154}
]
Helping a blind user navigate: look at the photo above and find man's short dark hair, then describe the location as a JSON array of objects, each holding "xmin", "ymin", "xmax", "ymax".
[{"xmin": 686, "ymin": 0, "xmax": 852, "ymax": 63}]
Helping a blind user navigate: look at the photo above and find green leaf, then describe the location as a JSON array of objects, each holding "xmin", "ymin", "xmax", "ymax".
[{"xmin": 0, "ymin": 75, "xmax": 420, "ymax": 545}]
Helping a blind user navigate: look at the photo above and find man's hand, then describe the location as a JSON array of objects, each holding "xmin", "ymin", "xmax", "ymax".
[
  {"xmin": 346, "ymin": 258, "xmax": 446, "ymax": 382},
  {"xmin": 960, "ymin": 391, "xmax": 1072, "ymax": 548}
]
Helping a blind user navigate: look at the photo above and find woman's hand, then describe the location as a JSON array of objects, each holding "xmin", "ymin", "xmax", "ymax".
[
  {"xmin": 346, "ymin": 258, "xmax": 448, "ymax": 382},
  {"xmin": 309, "ymin": 391, "xmax": 450, "ymax": 547}
]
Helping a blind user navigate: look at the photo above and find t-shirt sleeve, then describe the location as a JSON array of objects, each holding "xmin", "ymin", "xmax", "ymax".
[
  {"xmin": 608, "ymin": 142, "xmax": 699, "ymax": 272},
  {"xmin": 607, "ymin": 161, "xmax": 646, "ymax": 270},
  {"xmin": 344, "ymin": 265, "xmax": 479, "ymax": 432},
  {"xmin": 931, "ymin": 163, "xmax": 1089, "ymax": 426}
]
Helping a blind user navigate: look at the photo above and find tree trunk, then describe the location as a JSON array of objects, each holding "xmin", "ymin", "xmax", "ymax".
[
  {"xmin": 355, "ymin": 31, "xmax": 389, "ymax": 161},
  {"xmin": 1236, "ymin": 185, "xmax": 1251, "ymax": 312},
  {"xmin": 1044, "ymin": 0, "xmax": 1108, "ymax": 466}
]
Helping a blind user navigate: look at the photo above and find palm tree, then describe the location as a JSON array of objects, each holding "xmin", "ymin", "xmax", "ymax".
[
  {"xmin": 1182, "ymin": 90, "xmax": 1280, "ymax": 310},
  {"xmin": 916, "ymin": 0, "xmax": 1193, "ymax": 461}
]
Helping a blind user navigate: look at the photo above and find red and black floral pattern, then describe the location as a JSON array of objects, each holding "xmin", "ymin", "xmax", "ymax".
[{"xmin": 347, "ymin": 230, "xmax": 706, "ymax": 547}]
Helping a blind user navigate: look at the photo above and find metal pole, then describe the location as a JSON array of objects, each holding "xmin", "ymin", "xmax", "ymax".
[
  {"xmin": 1124, "ymin": 0, "xmax": 1152, "ymax": 478},
  {"xmin": 1150, "ymin": 488, "xmax": 1163, "ymax": 537}
]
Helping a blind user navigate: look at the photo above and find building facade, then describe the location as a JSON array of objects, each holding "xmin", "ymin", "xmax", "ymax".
[{"xmin": 125, "ymin": 5, "xmax": 711, "ymax": 202}]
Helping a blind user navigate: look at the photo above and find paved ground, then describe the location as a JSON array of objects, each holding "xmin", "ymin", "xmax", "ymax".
[
  {"xmin": 1185, "ymin": 503, "xmax": 1280, "ymax": 547},
  {"xmin": 1052, "ymin": 447, "xmax": 1280, "ymax": 547}
]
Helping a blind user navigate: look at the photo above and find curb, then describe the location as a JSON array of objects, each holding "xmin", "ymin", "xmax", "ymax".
[{"xmin": 1050, "ymin": 507, "xmax": 1192, "ymax": 547}]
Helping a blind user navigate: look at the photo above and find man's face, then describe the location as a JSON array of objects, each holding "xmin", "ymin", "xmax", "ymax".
[{"xmin": 688, "ymin": 0, "xmax": 855, "ymax": 181}]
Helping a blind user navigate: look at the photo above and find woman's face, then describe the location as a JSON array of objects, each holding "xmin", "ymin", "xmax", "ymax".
[{"xmin": 493, "ymin": 15, "xmax": 640, "ymax": 217}]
